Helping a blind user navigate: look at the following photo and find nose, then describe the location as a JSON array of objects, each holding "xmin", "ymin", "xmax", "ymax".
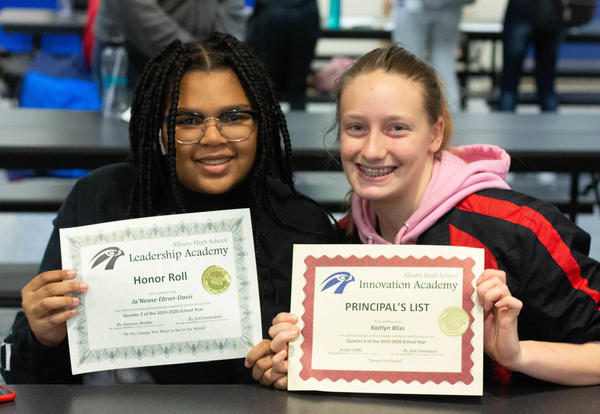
[
  {"xmin": 361, "ymin": 130, "xmax": 387, "ymax": 161},
  {"xmin": 200, "ymin": 118, "xmax": 227, "ymax": 145}
]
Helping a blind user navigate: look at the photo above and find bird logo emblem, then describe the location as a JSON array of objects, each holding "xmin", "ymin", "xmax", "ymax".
[
  {"xmin": 90, "ymin": 246, "xmax": 125, "ymax": 270},
  {"xmin": 320, "ymin": 271, "xmax": 355, "ymax": 294}
]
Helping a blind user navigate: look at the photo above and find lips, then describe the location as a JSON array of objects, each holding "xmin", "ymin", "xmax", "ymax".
[
  {"xmin": 197, "ymin": 156, "xmax": 233, "ymax": 165},
  {"xmin": 193, "ymin": 155, "xmax": 234, "ymax": 174},
  {"xmin": 357, "ymin": 164, "xmax": 396, "ymax": 178}
]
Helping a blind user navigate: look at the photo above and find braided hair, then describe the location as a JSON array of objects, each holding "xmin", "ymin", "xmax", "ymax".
[
  {"xmin": 128, "ymin": 31, "xmax": 299, "ymax": 210},
  {"xmin": 127, "ymin": 33, "xmax": 331, "ymax": 295}
]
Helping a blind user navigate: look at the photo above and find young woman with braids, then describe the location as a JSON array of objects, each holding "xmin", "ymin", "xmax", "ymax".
[{"xmin": 2, "ymin": 32, "xmax": 336, "ymax": 384}]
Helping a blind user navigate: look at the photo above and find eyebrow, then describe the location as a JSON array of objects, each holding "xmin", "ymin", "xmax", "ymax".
[
  {"xmin": 341, "ymin": 113, "xmax": 412, "ymax": 123},
  {"xmin": 340, "ymin": 113, "xmax": 367, "ymax": 121}
]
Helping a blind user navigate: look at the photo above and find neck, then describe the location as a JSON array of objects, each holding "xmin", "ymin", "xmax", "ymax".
[
  {"xmin": 370, "ymin": 159, "xmax": 435, "ymax": 243},
  {"xmin": 178, "ymin": 180, "xmax": 253, "ymax": 212},
  {"xmin": 372, "ymin": 198, "xmax": 414, "ymax": 243}
]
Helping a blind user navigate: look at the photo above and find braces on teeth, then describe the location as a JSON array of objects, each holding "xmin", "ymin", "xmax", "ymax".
[{"xmin": 361, "ymin": 166, "xmax": 394, "ymax": 177}]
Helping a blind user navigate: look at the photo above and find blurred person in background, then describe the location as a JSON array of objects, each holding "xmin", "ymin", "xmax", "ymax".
[
  {"xmin": 93, "ymin": 0, "xmax": 246, "ymax": 92},
  {"xmin": 246, "ymin": 0, "xmax": 320, "ymax": 110},
  {"xmin": 497, "ymin": 0, "xmax": 563, "ymax": 112},
  {"xmin": 384, "ymin": 0, "xmax": 475, "ymax": 110}
]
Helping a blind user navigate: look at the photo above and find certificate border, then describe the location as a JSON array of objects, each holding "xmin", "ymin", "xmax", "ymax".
[
  {"xmin": 299, "ymin": 255, "xmax": 476, "ymax": 385},
  {"xmin": 66, "ymin": 215, "xmax": 256, "ymax": 369}
]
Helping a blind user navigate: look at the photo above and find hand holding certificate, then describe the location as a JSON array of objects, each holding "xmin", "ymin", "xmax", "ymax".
[
  {"xmin": 60, "ymin": 208, "xmax": 262, "ymax": 375},
  {"xmin": 288, "ymin": 244, "xmax": 484, "ymax": 395}
]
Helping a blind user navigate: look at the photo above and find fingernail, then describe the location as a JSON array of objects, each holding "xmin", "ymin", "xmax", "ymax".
[
  {"xmin": 66, "ymin": 270, "xmax": 76, "ymax": 278},
  {"xmin": 79, "ymin": 282, "xmax": 88, "ymax": 292},
  {"xmin": 72, "ymin": 297, "xmax": 80, "ymax": 304},
  {"xmin": 71, "ymin": 309, "xmax": 78, "ymax": 315},
  {"xmin": 244, "ymin": 359, "xmax": 250, "ymax": 368}
]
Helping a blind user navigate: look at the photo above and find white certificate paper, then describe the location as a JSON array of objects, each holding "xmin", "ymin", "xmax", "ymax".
[
  {"xmin": 60, "ymin": 208, "xmax": 261, "ymax": 375},
  {"xmin": 288, "ymin": 244, "xmax": 484, "ymax": 395}
]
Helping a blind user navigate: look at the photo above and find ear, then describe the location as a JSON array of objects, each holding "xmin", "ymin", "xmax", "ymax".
[
  {"xmin": 428, "ymin": 116, "xmax": 444, "ymax": 153},
  {"xmin": 158, "ymin": 130, "xmax": 167, "ymax": 155}
]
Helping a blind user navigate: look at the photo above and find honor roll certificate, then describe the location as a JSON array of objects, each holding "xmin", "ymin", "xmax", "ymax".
[
  {"xmin": 60, "ymin": 208, "xmax": 261, "ymax": 375},
  {"xmin": 288, "ymin": 244, "xmax": 484, "ymax": 395}
]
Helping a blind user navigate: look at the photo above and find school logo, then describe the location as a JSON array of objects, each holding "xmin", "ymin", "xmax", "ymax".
[
  {"xmin": 320, "ymin": 271, "xmax": 355, "ymax": 294},
  {"xmin": 90, "ymin": 246, "xmax": 125, "ymax": 270}
]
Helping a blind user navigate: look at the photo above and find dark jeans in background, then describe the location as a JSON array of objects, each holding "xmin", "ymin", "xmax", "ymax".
[
  {"xmin": 498, "ymin": 0, "xmax": 564, "ymax": 112},
  {"xmin": 246, "ymin": 1, "xmax": 319, "ymax": 110}
]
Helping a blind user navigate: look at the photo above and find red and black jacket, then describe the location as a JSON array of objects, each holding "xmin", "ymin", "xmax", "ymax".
[{"xmin": 343, "ymin": 187, "xmax": 600, "ymax": 351}]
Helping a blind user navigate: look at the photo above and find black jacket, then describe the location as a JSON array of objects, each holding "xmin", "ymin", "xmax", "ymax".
[{"xmin": 2, "ymin": 162, "xmax": 337, "ymax": 384}]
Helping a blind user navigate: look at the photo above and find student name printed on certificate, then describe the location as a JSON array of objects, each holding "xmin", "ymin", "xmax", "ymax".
[
  {"xmin": 288, "ymin": 244, "xmax": 484, "ymax": 395},
  {"xmin": 78, "ymin": 232, "xmax": 242, "ymax": 348},
  {"xmin": 60, "ymin": 209, "xmax": 262, "ymax": 374}
]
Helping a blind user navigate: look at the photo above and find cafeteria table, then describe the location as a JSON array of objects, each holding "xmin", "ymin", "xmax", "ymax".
[{"xmin": 1, "ymin": 382, "xmax": 599, "ymax": 414}]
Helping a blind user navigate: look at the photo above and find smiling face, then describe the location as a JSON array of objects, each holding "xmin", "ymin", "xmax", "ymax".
[
  {"xmin": 340, "ymin": 70, "xmax": 443, "ymax": 210},
  {"xmin": 163, "ymin": 69, "xmax": 257, "ymax": 194}
]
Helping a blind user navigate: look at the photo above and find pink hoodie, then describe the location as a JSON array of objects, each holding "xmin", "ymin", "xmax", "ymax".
[{"xmin": 352, "ymin": 144, "xmax": 511, "ymax": 244}]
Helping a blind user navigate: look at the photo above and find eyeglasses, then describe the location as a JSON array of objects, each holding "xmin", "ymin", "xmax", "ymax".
[{"xmin": 165, "ymin": 109, "xmax": 257, "ymax": 144}]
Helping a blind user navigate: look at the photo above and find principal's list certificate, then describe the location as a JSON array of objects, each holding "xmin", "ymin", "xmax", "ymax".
[
  {"xmin": 288, "ymin": 244, "xmax": 484, "ymax": 395},
  {"xmin": 60, "ymin": 208, "xmax": 261, "ymax": 375}
]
